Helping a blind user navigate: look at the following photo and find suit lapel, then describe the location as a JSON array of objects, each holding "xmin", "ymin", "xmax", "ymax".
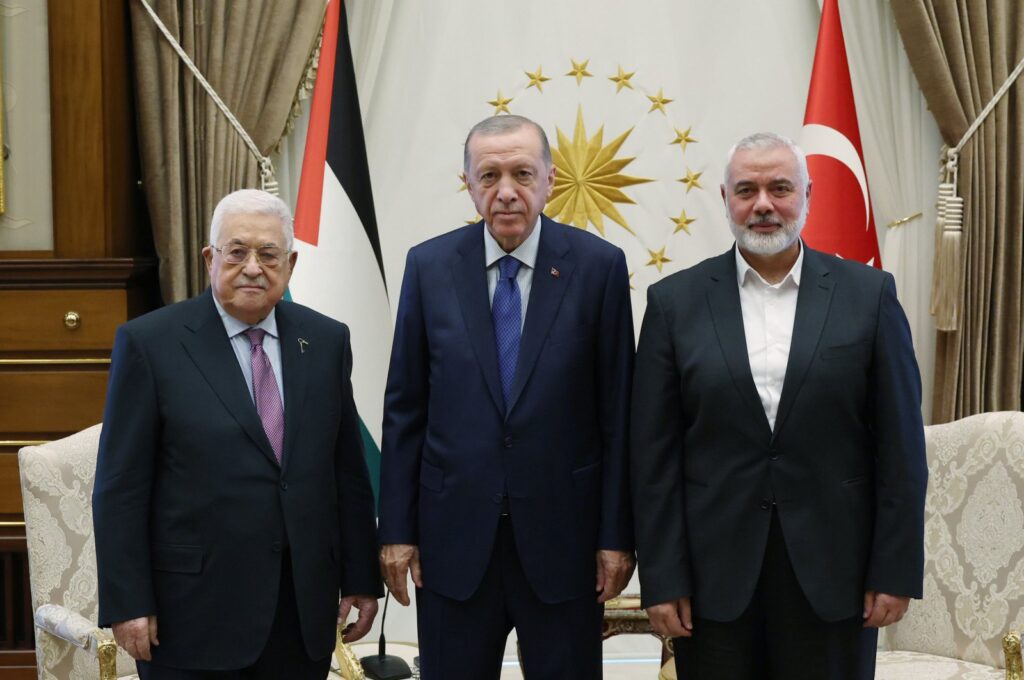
[
  {"xmin": 506, "ymin": 217, "xmax": 574, "ymax": 416},
  {"xmin": 276, "ymin": 304, "xmax": 308, "ymax": 472},
  {"xmin": 180, "ymin": 291, "xmax": 279, "ymax": 467},
  {"xmin": 705, "ymin": 249, "xmax": 771, "ymax": 434},
  {"xmin": 772, "ymin": 247, "xmax": 833, "ymax": 440},
  {"xmin": 452, "ymin": 223, "xmax": 505, "ymax": 415}
]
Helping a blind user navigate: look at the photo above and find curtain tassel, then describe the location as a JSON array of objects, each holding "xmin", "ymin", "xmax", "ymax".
[{"xmin": 930, "ymin": 146, "xmax": 963, "ymax": 331}]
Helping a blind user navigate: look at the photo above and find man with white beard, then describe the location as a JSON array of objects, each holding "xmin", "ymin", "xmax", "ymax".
[{"xmin": 630, "ymin": 133, "xmax": 927, "ymax": 679}]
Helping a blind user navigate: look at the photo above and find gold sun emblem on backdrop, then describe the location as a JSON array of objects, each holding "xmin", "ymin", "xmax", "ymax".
[
  {"xmin": 546, "ymin": 107, "xmax": 652, "ymax": 236},
  {"xmin": 476, "ymin": 58, "xmax": 707, "ymax": 276}
]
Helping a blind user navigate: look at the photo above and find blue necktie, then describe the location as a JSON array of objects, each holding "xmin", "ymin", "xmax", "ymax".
[{"xmin": 492, "ymin": 256, "xmax": 522, "ymax": 411}]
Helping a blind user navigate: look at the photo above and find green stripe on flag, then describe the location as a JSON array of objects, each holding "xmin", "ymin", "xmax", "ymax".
[{"xmin": 359, "ymin": 416, "xmax": 382, "ymax": 513}]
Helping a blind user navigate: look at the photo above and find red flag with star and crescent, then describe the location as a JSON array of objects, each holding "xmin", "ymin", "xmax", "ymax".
[{"xmin": 800, "ymin": 0, "xmax": 881, "ymax": 268}]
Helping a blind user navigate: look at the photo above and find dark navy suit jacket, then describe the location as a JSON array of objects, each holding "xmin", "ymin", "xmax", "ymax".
[
  {"xmin": 93, "ymin": 291, "xmax": 381, "ymax": 669},
  {"xmin": 631, "ymin": 245, "xmax": 928, "ymax": 622},
  {"xmin": 379, "ymin": 216, "xmax": 634, "ymax": 603}
]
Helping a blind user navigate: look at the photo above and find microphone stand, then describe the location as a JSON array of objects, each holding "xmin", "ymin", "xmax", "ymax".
[{"xmin": 360, "ymin": 590, "xmax": 412, "ymax": 679}]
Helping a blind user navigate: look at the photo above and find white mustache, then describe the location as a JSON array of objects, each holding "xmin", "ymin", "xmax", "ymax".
[
  {"xmin": 234, "ymin": 275, "xmax": 267, "ymax": 289},
  {"xmin": 746, "ymin": 216, "xmax": 782, "ymax": 227}
]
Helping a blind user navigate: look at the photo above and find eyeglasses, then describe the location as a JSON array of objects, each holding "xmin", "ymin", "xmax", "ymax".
[{"xmin": 211, "ymin": 244, "xmax": 290, "ymax": 268}]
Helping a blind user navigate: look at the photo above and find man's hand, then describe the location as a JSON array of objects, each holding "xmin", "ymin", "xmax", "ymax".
[
  {"xmin": 112, "ymin": 616, "xmax": 159, "ymax": 661},
  {"xmin": 646, "ymin": 598, "xmax": 693, "ymax": 638},
  {"xmin": 338, "ymin": 595, "xmax": 379, "ymax": 642},
  {"xmin": 595, "ymin": 550, "xmax": 636, "ymax": 603},
  {"xmin": 863, "ymin": 591, "xmax": 910, "ymax": 628},
  {"xmin": 379, "ymin": 544, "xmax": 422, "ymax": 606}
]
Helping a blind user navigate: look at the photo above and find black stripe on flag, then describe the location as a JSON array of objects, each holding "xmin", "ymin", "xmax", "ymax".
[{"xmin": 327, "ymin": 2, "xmax": 386, "ymax": 293}]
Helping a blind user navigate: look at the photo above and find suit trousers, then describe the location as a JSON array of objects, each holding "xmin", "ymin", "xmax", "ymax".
[
  {"xmin": 416, "ymin": 516, "xmax": 603, "ymax": 680},
  {"xmin": 136, "ymin": 550, "xmax": 332, "ymax": 680},
  {"xmin": 674, "ymin": 509, "xmax": 866, "ymax": 680}
]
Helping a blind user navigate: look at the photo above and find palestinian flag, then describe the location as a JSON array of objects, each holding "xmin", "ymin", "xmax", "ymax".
[{"xmin": 289, "ymin": 0, "xmax": 390, "ymax": 504}]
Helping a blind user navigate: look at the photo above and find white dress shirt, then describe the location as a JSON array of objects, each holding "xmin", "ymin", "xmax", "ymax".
[
  {"xmin": 213, "ymin": 295, "xmax": 285, "ymax": 406},
  {"xmin": 484, "ymin": 217, "xmax": 541, "ymax": 330},
  {"xmin": 735, "ymin": 243, "xmax": 804, "ymax": 431}
]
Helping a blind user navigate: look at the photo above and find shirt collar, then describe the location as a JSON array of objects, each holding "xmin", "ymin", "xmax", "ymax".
[
  {"xmin": 735, "ymin": 240, "xmax": 804, "ymax": 289},
  {"xmin": 484, "ymin": 216, "xmax": 542, "ymax": 270},
  {"xmin": 212, "ymin": 293, "xmax": 279, "ymax": 339}
]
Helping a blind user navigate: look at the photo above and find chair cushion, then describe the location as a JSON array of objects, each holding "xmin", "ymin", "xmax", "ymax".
[{"xmin": 876, "ymin": 650, "xmax": 1005, "ymax": 679}]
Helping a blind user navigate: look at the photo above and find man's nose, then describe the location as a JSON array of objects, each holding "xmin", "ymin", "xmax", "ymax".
[
  {"xmin": 242, "ymin": 253, "xmax": 263, "ymax": 276},
  {"xmin": 495, "ymin": 177, "xmax": 518, "ymax": 202},
  {"xmin": 753, "ymin": 189, "xmax": 774, "ymax": 214}
]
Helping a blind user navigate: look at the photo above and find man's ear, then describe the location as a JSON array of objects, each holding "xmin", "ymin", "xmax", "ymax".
[{"xmin": 202, "ymin": 246, "xmax": 214, "ymax": 274}]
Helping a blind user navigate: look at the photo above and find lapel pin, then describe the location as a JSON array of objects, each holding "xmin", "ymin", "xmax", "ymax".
[
  {"xmin": 298, "ymin": 338, "xmax": 309, "ymax": 354},
  {"xmin": 550, "ymin": 267, "xmax": 560, "ymax": 278}
]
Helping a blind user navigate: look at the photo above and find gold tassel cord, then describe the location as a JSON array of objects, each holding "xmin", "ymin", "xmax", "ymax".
[
  {"xmin": 930, "ymin": 55, "xmax": 1024, "ymax": 331},
  {"xmin": 136, "ymin": 0, "xmax": 279, "ymax": 195}
]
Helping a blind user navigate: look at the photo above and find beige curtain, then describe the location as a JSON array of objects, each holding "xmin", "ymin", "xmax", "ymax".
[
  {"xmin": 890, "ymin": 1, "xmax": 1024, "ymax": 423},
  {"xmin": 130, "ymin": 1, "xmax": 324, "ymax": 302}
]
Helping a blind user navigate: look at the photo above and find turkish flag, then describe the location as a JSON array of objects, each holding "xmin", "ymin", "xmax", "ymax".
[{"xmin": 800, "ymin": 0, "xmax": 881, "ymax": 268}]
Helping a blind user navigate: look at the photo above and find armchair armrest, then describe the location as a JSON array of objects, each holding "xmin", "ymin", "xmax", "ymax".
[
  {"xmin": 34, "ymin": 604, "xmax": 119, "ymax": 680},
  {"xmin": 1005, "ymin": 631, "xmax": 1022, "ymax": 680}
]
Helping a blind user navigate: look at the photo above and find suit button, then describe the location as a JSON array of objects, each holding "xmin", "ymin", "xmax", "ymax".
[
  {"xmin": 271, "ymin": 542, "xmax": 282, "ymax": 553},
  {"xmin": 769, "ymin": 450, "xmax": 779, "ymax": 461},
  {"xmin": 493, "ymin": 494, "xmax": 503, "ymax": 504},
  {"xmin": 760, "ymin": 499, "xmax": 771, "ymax": 510},
  {"xmin": 280, "ymin": 480, "xmax": 288, "ymax": 491},
  {"xmin": 503, "ymin": 436, "xmax": 513, "ymax": 448}
]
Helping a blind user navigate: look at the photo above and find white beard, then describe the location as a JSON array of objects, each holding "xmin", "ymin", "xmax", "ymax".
[{"xmin": 727, "ymin": 202, "xmax": 808, "ymax": 255}]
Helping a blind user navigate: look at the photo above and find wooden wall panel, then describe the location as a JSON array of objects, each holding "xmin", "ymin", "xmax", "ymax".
[
  {"xmin": 47, "ymin": 0, "xmax": 104, "ymax": 259},
  {"xmin": 47, "ymin": 0, "xmax": 148, "ymax": 259}
]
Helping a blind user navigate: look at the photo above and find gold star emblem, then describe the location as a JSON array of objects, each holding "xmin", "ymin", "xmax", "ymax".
[
  {"xmin": 678, "ymin": 168, "xmax": 703, "ymax": 193},
  {"xmin": 525, "ymin": 66, "xmax": 551, "ymax": 92},
  {"xmin": 628, "ymin": 271, "xmax": 636, "ymax": 290},
  {"xmin": 466, "ymin": 214, "xmax": 481, "ymax": 225},
  {"xmin": 670, "ymin": 127, "xmax": 698, "ymax": 154},
  {"xmin": 566, "ymin": 59, "xmax": 593, "ymax": 86},
  {"xmin": 458, "ymin": 173, "xmax": 468, "ymax": 192},
  {"xmin": 647, "ymin": 88, "xmax": 673, "ymax": 114},
  {"xmin": 487, "ymin": 90, "xmax": 512, "ymax": 114},
  {"xmin": 670, "ymin": 209, "xmax": 696, "ymax": 234},
  {"xmin": 646, "ymin": 247, "xmax": 672, "ymax": 273},
  {"xmin": 608, "ymin": 65, "xmax": 636, "ymax": 93},
  {"xmin": 546, "ymin": 107, "xmax": 653, "ymax": 236}
]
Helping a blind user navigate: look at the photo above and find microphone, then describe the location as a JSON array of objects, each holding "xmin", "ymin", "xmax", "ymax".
[{"xmin": 359, "ymin": 590, "xmax": 412, "ymax": 680}]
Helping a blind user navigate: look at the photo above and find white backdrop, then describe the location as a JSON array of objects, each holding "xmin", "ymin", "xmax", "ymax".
[{"xmin": 273, "ymin": 0, "xmax": 944, "ymax": 661}]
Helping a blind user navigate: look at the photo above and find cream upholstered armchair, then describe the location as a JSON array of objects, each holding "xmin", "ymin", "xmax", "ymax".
[
  {"xmin": 19, "ymin": 424, "xmax": 137, "ymax": 680},
  {"xmin": 876, "ymin": 411, "xmax": 1024, "ymax": 680},
  {"xmin": 19, "ymin": 424, "xmax": 366, "ymax": 680}
]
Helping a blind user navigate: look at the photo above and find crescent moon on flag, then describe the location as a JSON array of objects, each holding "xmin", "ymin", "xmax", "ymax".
[{"xmin": 800, "ymin": 123, "xmax": 871, "ymax": 231}]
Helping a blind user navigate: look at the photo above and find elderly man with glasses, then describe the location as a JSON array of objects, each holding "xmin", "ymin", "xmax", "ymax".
[{"xmin": 93, "ymin": 189, "xmax": 381, "ymax": 679}]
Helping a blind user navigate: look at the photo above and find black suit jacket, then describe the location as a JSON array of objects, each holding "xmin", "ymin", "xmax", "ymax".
[
  {"xmin": 93, "ymin": 290, "xmax": 381, "ymax": 669},
  {"xmin": 631, "ymin": 245, "xmax": 927, "ymax": 622},
  {"xmin": 379, "ymin": 216, "xmax": 635, "ymax": 603}
]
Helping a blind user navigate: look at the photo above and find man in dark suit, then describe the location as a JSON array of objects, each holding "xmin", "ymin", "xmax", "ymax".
[
  {"xmin": 378, "ymin": 115, "xmax": 635, "ymax": 679},
  {"xmin": 630, "ymin": 133, "xmax": 928, "ymax": 679},
  {"xmin": 93, "ymin": 189, "xmax": 381, "ymax": 679}
]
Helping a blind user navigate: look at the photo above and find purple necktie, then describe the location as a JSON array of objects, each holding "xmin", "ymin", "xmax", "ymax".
[
  {"xmin": 492, "ymin": 256, "xmax": 522, "ymax": 411},
  {"xmin": 244, "ymin": 328, "xmax": 284, "ymax": 464}
]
